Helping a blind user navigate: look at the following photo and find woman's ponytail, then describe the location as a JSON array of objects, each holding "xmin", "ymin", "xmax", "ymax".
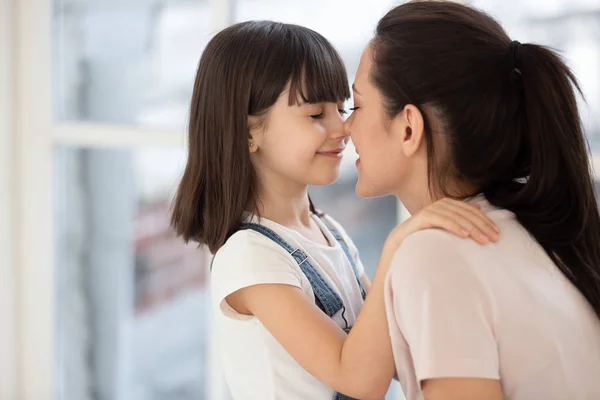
[{"xmin": 486, "ymin": 43, "xmax": 600, "ymax": 317}]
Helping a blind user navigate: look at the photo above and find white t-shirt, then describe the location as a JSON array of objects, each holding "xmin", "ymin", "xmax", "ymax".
[
  {"xmin": 211, "ymin": 213, "xmax": 366, "ymax": 400},
  {"xmin": 385, "ymin": 198, "xmax": 600, "ymax": 400}
]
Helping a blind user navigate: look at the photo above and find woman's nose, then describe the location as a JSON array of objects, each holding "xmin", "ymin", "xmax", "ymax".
[{"xmin": 343, "ymin": 114, "xmax": 353, "ymax": 137}]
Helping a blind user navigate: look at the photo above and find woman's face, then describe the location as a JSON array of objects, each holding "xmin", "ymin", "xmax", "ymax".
[
  {"xmin": 344, "ymin": 45, "xmax": 431, "ymax": 210},
  {"xmin": 344, "ymin": 46, "xmax": 409, "ymax": 198}
]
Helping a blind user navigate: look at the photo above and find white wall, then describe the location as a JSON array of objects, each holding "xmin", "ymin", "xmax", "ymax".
[{"xmin": 0, "ymin": 0, "xmax": 16, "ymax": 398}]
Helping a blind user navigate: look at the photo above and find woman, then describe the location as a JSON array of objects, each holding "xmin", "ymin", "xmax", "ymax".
[{"xmin": 345, "ymin": 1, "xmax": 600, "ymax": 399}]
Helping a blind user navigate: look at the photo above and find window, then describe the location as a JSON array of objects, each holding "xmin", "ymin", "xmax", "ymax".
[
  {"xmin": 54, "ymin": 147, "xmax": 211, "ymax": 400},
  {"xmin": 54, "ymin": 0, "xmax": 212, "ymax": 130}
]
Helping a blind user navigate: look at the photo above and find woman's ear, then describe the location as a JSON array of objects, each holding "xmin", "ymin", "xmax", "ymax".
[{"xmin": 390, "ymin": 104, "xmax": 425, "ymax": 158}]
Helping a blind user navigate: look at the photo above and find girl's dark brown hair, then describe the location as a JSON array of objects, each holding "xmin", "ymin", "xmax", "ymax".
[
  {"xmin": 171, "ymin": 21, "xmax": 349, "ymax": 253},
  {"xmin": 372, "ymin": 1, "xmax": 600, "ymax": 319}
]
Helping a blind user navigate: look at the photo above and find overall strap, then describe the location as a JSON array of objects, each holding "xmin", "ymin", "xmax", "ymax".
[
  {"xmin": 316, "ymin": 215, "xmax": 367, "ymax": 300},
  {"xmin": 237, "ymin": 223, "xmax": 344, "ymax": 318}
]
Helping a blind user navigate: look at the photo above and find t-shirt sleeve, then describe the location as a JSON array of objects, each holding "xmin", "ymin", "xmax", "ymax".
[
  {"xmin": 387, "ymin": 229, "xmax": 500, "ymax": 382},
  {"xmin": 211, "ymin": 230, "xmax": 303, "ymax": 320},
  {"xmin": 324, "ymin": 215, "xmax": 366, "ymax": 277}
]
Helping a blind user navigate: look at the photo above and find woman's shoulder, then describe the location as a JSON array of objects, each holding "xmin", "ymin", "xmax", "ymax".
[
  {"xmin": 390, "ymin": 229, "xmax": 477, "ymax": 278},
  {"xmin": 387, "ymin": 229, "xmax": 494, "ymax": 309}
]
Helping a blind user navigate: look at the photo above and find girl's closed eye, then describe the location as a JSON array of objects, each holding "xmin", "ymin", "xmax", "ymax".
[
  {"xmin": 307, "ymin": 105, "xmax": 325, "ymax": 119},
  {"xmin": 310, "ymin": 105, "xmax": 347, "ymax": 119},
  {"xmin": 311, "ymin": 105, "xmax": 348, "ymax": 119}
]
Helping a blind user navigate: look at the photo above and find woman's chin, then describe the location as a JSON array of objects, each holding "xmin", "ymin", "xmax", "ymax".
[
  {"xmin": 356, "ymin": 178, "xmax": 377, "ymax": 198},
  {"xmin": 355, "ymin": 178, "xmax": 381, "ymax": 198}
]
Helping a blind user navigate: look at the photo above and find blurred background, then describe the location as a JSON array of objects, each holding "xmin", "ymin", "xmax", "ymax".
[{"xmin": 0, "ymin": 0, "xmax": 599, "ymax": 399}]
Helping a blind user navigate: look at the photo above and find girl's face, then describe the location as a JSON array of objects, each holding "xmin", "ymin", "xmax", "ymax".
[{"xmin": 249, "ymin": 84, "xmax": 348, "ymax": 188}]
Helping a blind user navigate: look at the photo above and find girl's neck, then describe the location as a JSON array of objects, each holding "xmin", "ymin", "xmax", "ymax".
[{"xmin": 251, "ymin": 176, "xmax": 313, "ymax": 229}]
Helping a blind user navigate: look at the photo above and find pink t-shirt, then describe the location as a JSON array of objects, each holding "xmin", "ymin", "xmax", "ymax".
[{"xmin": 385, "ymin": 199, "xmax": 600, "ymax": 400}]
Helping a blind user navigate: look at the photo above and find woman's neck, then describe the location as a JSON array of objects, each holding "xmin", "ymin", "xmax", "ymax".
[{"xmin": 395, "ymin": 176, "xmax": 478, "ymax": 215}]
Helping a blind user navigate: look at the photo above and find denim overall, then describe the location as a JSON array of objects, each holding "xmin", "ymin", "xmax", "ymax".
[{"xmin": 237, "ymin": 215, "xmax": 367, "ymax": 400}]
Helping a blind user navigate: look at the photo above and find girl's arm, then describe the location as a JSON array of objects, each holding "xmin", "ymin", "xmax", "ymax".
[{"xmin": 226, "ymin": 199, "xmax": 499, "ymax": 399}]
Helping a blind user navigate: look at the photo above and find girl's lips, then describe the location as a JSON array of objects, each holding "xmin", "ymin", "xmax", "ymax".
[{"xmin": 317, "ymin": 149, "xmax": 344, "ymax": 158}]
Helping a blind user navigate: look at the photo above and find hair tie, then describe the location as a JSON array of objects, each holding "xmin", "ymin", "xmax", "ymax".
[{"xmin": 509, "ymin": 40, "xmax": 521, "ymax": 70}]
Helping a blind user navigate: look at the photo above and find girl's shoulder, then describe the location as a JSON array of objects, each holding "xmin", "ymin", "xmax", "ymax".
[
  {"xmin": 210, "ymin": 229, "xmax": 306, "ymax": 311},
  {"xmin": 214, "ymin": 228, "xmax": 294, "ymax": 268}
]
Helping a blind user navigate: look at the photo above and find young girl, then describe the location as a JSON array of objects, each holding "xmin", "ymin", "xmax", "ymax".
[
  {"xmin": 171, "ymin": 21, "xmax": 498, "ymax": 400},
  {"xmin": 347, "ymin": 1, "xmax": 600, "ymax": 399}
]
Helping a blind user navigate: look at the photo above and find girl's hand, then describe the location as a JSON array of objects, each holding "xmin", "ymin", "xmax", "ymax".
[{"xmin": 386, "ymin": 198, "xmax": 500, "ymax": 252}]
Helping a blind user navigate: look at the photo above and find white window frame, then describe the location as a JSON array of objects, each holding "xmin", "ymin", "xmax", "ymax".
[{"xmin": 5, "ymin": 0, "xmax": 599, "ymax": 399}]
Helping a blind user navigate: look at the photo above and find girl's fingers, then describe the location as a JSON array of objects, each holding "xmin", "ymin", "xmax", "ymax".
[
  {"xmin": 430, "ymin": 207, "xmax": 491, "ymax": 244},
  {"xmin": 436, "ymin": 200, "xmax": 500, "ymax": 241},
  {"xmin": 452, "ymin": 200, "xmax": 500, "ymax": 233},
  {"xmin": 436, "ymin": 199, "xmax": 499, "ymax": 233},
  {"xmin": 419, "ymin": 210, "xmax": 471, "ymax": 239},
  {"xmin": 405, "ymin": 198, "xmax": 501, "ymax": 245}
]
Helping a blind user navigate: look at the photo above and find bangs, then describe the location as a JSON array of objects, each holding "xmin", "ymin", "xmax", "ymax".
[{"xmin": 286, "ymin": 28, "xmax": 350, "ymax": 105}]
